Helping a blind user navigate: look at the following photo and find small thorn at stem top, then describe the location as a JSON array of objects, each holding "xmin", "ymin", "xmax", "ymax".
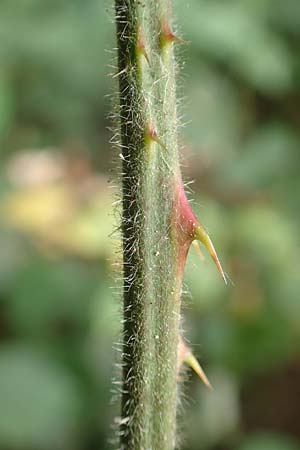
[{"xmin": 160, "ymin": 21, "xmax": 189, "ymax": 47}]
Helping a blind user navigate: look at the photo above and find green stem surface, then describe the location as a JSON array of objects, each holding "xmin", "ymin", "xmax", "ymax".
[{"xmin": 115, "ymin": 1, "xmax": 182, "ymax": 449}]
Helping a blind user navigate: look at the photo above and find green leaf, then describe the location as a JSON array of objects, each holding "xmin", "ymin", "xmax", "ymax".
[{"xmin": 0, "ymin": 345, "xmax": 82, "ymax": 450}]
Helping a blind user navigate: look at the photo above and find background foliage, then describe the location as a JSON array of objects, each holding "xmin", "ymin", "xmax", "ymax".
[{"xmin": 0, "ymin": 1, "xmax": 300, "ymax": 449}]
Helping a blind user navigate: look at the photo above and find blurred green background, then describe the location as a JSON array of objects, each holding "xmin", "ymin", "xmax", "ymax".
[{"xmin": 0, "ymin": 1, "xmax": 300, "ymax": 449}]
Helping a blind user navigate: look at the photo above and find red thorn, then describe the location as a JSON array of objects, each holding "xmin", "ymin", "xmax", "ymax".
[
  {"xmin": 173, "ymin": 177, "xmax": 226, "ymax": 283},
  {"xmin": 175, "ymin": 179, "xmax": 199, "ymax": 242},
  {"xmin": 137, "ymin": 27, "xmax": 150, "ymax": 65},
  {"xmin": 145, "ymin": 122, "xmax": 168, "ymax": 152},
  {"xmin": 160, "ymin": 21, "xmax": 189, "ymax": 47},
  {"xmin": 173, "ymin": 178, "xmax": 198, "ymax": 273}
]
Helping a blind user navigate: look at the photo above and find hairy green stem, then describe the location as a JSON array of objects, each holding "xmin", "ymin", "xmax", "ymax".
[{"xmin": 115, "ymin": 1, "xmax": 182, "ymax": 449}]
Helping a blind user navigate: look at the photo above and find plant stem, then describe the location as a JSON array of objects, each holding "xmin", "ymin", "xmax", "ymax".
[{"xmin": 115, "ymin": 1, "xmax": 183, "ymax": 449}]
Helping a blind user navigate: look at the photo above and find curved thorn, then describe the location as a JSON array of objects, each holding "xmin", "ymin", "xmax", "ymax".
[{"xmin": 194, "ymin": 225, "xmax": 227, "ymax": 284}]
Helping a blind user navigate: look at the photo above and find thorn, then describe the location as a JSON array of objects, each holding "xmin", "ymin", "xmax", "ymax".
[
  {"xmin": 192, "ymin": 240, "xmax": 205, "ymax": 262},
  {"xmin": 145, "ymin": 122, "xmax": 168, "ymax": 152},
  {"xmin": 137, "ymin": 27, "xmax": 150, "ymax": 65},
  {"xmin": 178, "ymin": 336, "xmax": 212, "ymax": 390},
  {"xmin": 194, "ymin": 224, "xmax": 227, "ymax": 285},
  {"xmin": 184, "ymin": 351, "xmax": 213, "ymax": 390},
  {"xmin": 160, "ymin": 21, "xmax": 189, "ymax": 47}
]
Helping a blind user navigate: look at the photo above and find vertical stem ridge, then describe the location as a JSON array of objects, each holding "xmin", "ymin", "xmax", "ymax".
[{"xmin": 115, "ymin": 1, "xmax": 182, "ymax": 448}]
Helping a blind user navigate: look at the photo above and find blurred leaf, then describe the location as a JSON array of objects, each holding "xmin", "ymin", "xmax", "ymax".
[
  {"xmin": 185, "ymin": 66, "xmax": 242, "ymax": 162},
  {"xmin": 0, "ymin": 345, "xmax": 81, "ymax": 450},
  {"xmin": 199, "ymin": 308, "xmax": 293, "ymax": 376},
  {"xmin": 176, "ymin": 0, "xmax": 293, "ymax": 93},
  {"xmin": 273, "ymin": 265, "xmax": 300, "ymax": 329},
  {"xmin": 270, "ymin": 0, "xmax": 300, "ymax": 37},
  {"xmin": 222, "ymin": 124, "xmax": 297, "ymax": 190},
  {"xmin": 0, "ymin": 0, "xmax": 113, "ymax": 148},
  {"xmin": 186, "ymin": 369, "xmax": 239, "ymax": 447},
  {"xmin": 237, "ymin": 432, "xmax": 300, "ymax": 450},
  {"xmin": 5, "ymin": 256, "xmax": 99, "ymax": 336},
  {"xmin": 0, "ymin": 75, "xmax": 14, "ymax": 137},
  {"xmin": 0, "ymin": 178, "xmax": 115, "ymax": 259},
  {"xmin": 235, "ymin": 206, "xmax": 297, "ymax": 270}
]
